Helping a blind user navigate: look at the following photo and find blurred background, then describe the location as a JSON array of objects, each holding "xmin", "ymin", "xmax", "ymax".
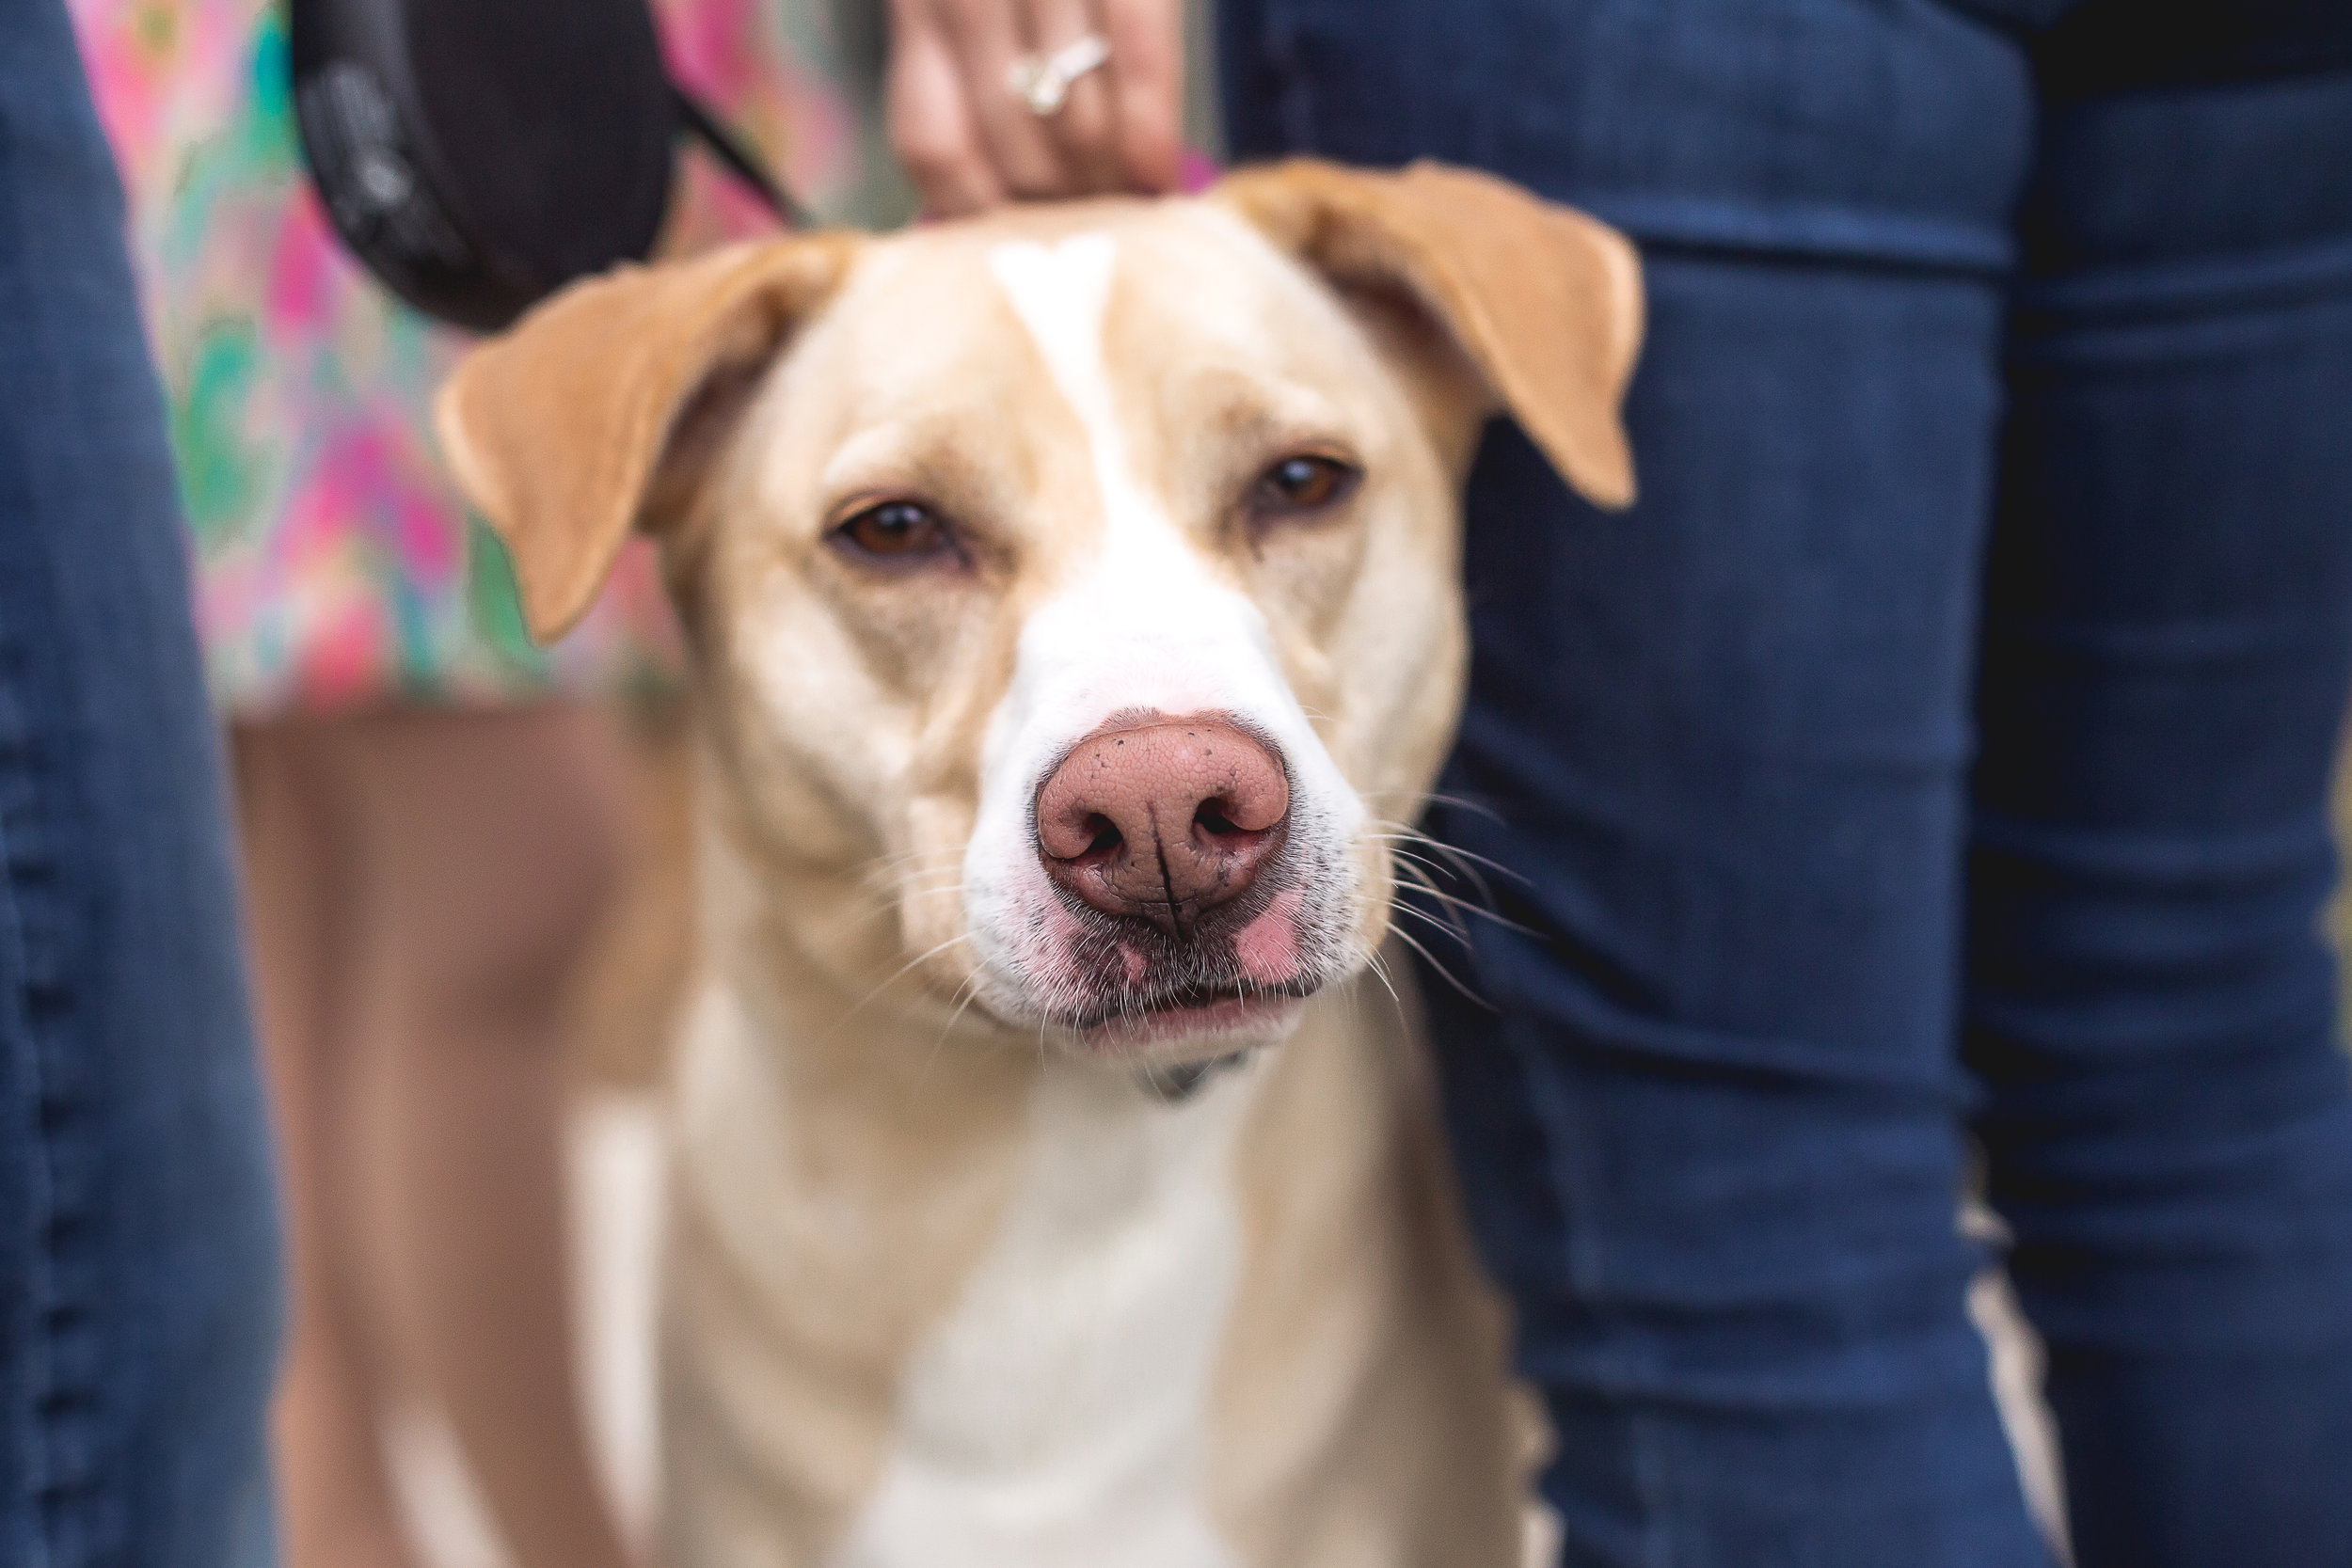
[{"xmin": 54, "ymin": 1, "xmax": 2352, "ymax": 1564}]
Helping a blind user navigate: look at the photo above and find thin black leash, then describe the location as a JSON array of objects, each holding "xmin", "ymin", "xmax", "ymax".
[{"xmin": 672, "ymin": 86, "xmax": 814, "ymax": 230}]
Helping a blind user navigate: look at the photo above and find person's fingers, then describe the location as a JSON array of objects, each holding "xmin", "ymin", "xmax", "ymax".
[
  {"xmin": 941, "ymin": 0, "xmax": 1073, "ymax": 199},
  {"xmin": 1032, "ymin": 0, "xmax": 1122, "ymax": 192},
  {"xmin": 1102, "ymin": 0, "xmax": 1184, "ymax": 194},
  {"xmin": 886, "ymin": 2, "xmax": 1005, "ymax": 214},
  {"xmin": 886, "ymin": 0, "xmax": 1176, "ymax": 209}
]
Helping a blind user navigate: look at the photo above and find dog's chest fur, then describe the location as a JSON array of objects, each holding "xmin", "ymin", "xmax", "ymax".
[
  {"xmin": 830, "ymin": 1058, "xmax": 1255, "ymax": 1566},
  {"xmin": 659, "ymin": 941, "xmax": 1528, "ymax": 1568}
]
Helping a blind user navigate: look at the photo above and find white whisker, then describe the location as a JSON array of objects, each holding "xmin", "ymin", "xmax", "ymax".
[
  {"xmin": 822, "ymin": 932, "xmax": 977, "ymax": 1041},
  {"xmin": 1384, "ymin": 923, "xmax": 1491, "ymax": 1010}
]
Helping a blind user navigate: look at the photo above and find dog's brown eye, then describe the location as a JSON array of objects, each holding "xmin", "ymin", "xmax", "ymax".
[
  {"xmin": 833, "ymin": 499, "xmax": 951, "ymax": 562},
  {"xmin": 1253, "ymin": 454, "xmax": 1358, "ymax": 517}
]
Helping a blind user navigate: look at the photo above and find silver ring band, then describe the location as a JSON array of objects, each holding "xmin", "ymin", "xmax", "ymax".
[{"xmin": 1007, "ymin": 33, "xmax": 1112, "ymax": 119}]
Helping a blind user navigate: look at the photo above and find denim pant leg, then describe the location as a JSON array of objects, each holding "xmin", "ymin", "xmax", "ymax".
[
  {"xmin": 0, "ymin": 2, "xmax": 281, "ymax": 1563},
  {"xmin": 1968, "ymin": 31, "xmax": 2352, "ymax": 1568},
  {"xmin": 1220, "ymin": 2, "xmax": 2054, "ymax": 1562}
]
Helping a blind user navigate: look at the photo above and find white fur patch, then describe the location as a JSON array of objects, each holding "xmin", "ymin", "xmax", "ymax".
[
  {"xmin": 961, "ymin": 237, "xmax": 1363, "ymax": 1022},
  {"xmin": 824, "ymin": 1063, "xmax": 1255, "ymax": 1568},
  {"xmin": 822, "ymin": 236, "xmax": 1355, "ymax": 1564}
]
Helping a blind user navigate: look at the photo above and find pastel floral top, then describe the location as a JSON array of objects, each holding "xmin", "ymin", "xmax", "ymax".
[{"xmin": 68, "ymin": 0, "xmax": 863, "ymax": 714}]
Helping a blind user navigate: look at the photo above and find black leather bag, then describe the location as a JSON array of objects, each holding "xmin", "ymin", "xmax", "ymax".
[{"xmin": 290, "ymin": 0, "xmax": 799, "ymax": 332}]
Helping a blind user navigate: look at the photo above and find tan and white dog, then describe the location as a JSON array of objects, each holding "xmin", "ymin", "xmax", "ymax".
[{"xmin": 437, "ymin": 159, "xmax": 1640, "ymax": 1568}]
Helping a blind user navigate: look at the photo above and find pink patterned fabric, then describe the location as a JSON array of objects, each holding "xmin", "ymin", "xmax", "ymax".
[{"xmin": 69, "ymin": 0, "xmax": 857, "ymax": 713}]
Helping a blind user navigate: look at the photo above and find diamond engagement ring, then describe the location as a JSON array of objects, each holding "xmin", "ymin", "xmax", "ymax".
[{"xmin": 1007, "ymin": 33, "xmax": 1112, "ymax": 118}]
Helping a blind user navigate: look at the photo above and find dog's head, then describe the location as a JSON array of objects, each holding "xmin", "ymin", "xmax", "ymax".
[{"xmin": 437, "ymin": 160, "xmax": 1639, "ymax": 1065}]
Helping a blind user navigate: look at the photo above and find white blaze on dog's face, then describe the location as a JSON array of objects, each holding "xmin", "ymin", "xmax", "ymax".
[
  {"xmin": 706, "ymin": 206, "xmax": 1466, "ymax": 1063},
  {"xmin": 436, "ymin": 162, "xmax": 1641, "ymax": 1065},
  {"xmin": 957, "ymin": 221, "xmax": 1426, "ymax": 1053}
]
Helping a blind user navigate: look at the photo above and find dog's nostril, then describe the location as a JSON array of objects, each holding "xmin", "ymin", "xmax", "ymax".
[
  {"xmin": 1194, "ymin": 800, "xmax": 1240, "ymax": 836},
  {"xmin": 1083, "ymin": 816, "xmax": 1122, "ymax": 857}
]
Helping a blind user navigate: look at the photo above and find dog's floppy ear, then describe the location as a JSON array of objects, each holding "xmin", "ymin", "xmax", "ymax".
[
  {"xmin": 1216, "ymin": 158, "xmax": 1643, "ymax": 509},
  {"xmin": 435, "ymin": 233, "xmax": 860, "ymax": 642}
]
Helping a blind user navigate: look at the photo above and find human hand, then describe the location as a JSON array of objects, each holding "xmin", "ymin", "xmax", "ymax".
[{"xmin": 885, "ymin": 0, "xmax": 1185, "ymax": 215}]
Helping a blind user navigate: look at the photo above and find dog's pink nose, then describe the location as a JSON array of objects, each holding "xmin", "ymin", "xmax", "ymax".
[{"xmin": 1036, "ymin": 716, "xmax": 1290, "ymax": 929}]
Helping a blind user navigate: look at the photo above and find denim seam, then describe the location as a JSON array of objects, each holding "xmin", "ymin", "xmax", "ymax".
[
  {"xmin": 0, "ymin": 645, "xmax": 69, "ymax": 1568},
  {"xmin": 0, "ymin": 120, "xmax": 112, "ymax": 1568},
  {"xmin": 0, "ymin": 772, "xmax": 40, "ymax": 1568}
]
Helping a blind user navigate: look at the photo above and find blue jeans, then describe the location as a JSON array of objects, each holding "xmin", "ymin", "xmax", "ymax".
[
  {"xmin": 1221, "ymin": 2, "xmax": 2352, "ymax": 1563},
  {"xmin": 0, "ymin": 1, "xmax": 280, "ymax": 1562}
]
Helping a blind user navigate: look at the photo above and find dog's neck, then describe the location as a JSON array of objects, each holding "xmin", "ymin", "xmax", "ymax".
[{"xmin": 675, "ymin": 794, "xmax": 1287, "ymax": 1563}]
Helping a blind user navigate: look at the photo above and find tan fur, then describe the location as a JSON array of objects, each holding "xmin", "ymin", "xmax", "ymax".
[
  {"xmin": 436, "ymin": 233, "xmax": 863, "ymax": 641},
  {"xmin": 437, "ymin": 160, "xmax": 1641, "ymax": 1567},
  {"xmin": 1207, "ymin": 974, "xmax": 1528, "ymax": 1567},
  {"xmin": 1218, "ymin": 160, "xmax": 1643, "ymax": 509}
]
